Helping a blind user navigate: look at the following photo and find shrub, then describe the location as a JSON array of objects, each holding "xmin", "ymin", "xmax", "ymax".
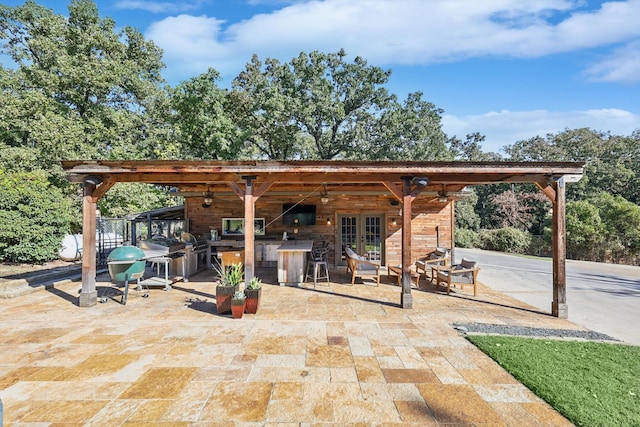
[
  {"xmin": 455, "ymin": 227, "xmax": 480, "ymax": 248},
  {"xmin": 0, "ymin": 170, "xmax": 74, "ymax": 263},
  {"xmin": 480, "ymin": 227, "xmax": 532, "ymax": 254}
]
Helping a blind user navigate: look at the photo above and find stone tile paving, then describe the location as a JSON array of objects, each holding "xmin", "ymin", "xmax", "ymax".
[{"xmin": 0, "ymin": 267, "xmax": 580, "ymax": 425}]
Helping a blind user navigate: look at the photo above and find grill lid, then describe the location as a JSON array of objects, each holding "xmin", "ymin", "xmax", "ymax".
[{"xmin": 108, "ymin": 246, "xmax": 145, "ymax": 262}]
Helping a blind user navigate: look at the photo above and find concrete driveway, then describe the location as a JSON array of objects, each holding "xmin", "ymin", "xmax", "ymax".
[{"xmin": 455, "ymin": 248, "xmax": 640, "ymax": 346}]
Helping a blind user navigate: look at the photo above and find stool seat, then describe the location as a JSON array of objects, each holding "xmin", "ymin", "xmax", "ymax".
[{"xmin": 305, "ymin": 245, "xmax": 330, "ymax": 287}]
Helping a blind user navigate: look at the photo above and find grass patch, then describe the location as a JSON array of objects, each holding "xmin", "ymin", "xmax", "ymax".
[{"xmin": 467, "ymin": 335, "xmax": 640, "ymax": 427}]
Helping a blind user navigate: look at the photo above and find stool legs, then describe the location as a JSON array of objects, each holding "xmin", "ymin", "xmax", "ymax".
[{"xmin": 305, "ymin": 261, "xmax": 329, "ymax": 288}]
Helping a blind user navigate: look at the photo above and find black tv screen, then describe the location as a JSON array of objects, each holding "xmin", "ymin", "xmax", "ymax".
[{"xmin": 282, "ymin": 204, "xmax": 316, "ymax": 225}]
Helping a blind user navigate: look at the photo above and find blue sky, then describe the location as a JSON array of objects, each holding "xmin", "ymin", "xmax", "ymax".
[{"xmin": 4, "ymin": 0, "xmax": 640, "ymax": 153}]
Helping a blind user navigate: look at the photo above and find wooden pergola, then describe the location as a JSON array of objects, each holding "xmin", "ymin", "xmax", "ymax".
[{"xmin": 62, "ymin": 160, "xmax": 584, "ymax": 317}]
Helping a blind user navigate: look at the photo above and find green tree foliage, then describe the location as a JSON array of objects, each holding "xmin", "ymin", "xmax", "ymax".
[
  {"xmin": 0, "ymin": 0, "xmax": 169, "ymax": 165},
  {"xmin": 170, "ymin": 68, "xmax": 244, "ymax": 160},
  {"xmin": 552, "ymin": 193, "xmax": 640, "ymax": 263},
  {"xmin": 455, "ymin": 227, "xmax": 480, "ymax": 248},
  {"xmin": 505, "ymin": 128, "xmax": 640, "ymax": 204},
  {"xmin": 97, "ymin": 183, "xmax": 181, "ymax": 218},
  {"xmin": 357, "ymin": 91, "xmax": 450, "ymax": 160},
  {"xmin": 455, "ymin": 189, "xmax": 481, "ymax": 231},
  {"xmin": 0, "ymin": 170, "xmax": 74, "ymax": 262},
  {"xmin": 565, "ymin": 200, "xmax": 605, "ymax": 261},
  {"xmin": 0, "ymin": 0, "xmax": 176, "ymax": 243},
  {"xmin": 448, "ymin": 132, "xmax": 502, "ymax": 161},
  {"xmin": 228, "ymin": 54, "xmax": 302, "ymax": 159},
  {"xmin": 591, "ymin": 192, "xmax": 640, "ymax": 263},
  {"xmin": 480, "ymin": 227, "xmax": 532, "ymax": 254},
  {"xmin": 229, "ymin": 49, "xmax": 449, "ymax": 160}
]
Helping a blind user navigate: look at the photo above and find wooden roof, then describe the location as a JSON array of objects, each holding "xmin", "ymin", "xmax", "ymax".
[{"xmin": 62, "ymin": 160, "xmax": 584, "ymax": 193}]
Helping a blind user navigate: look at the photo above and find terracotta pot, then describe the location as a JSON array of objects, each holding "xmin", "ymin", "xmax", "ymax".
[
  {"xmin": 244, "ymin": 288, "xmax": 262, "ymax": 314},
  {"xmin": 231, "ymin": 299, "xmax": 246, "ymax": 318},
  {"xmin": 216, "ymin": 284, "xmax": 238, "ymax": 314}
]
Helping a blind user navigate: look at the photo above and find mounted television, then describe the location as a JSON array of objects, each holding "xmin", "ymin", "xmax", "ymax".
[{"xmin": 282, "ymin": 204, "xmax": 316, "ymax": 225}]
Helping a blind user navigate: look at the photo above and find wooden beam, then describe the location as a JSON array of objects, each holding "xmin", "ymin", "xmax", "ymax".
[
  {"xmin": 551, "ymin": 178, "xmax": 568, "ymax": 318},
  {"xmin": 91, "ymin": 181, "xmax": 115, "ymax": 202},
  {"xmin": 535, "ymin": 182, "xmax": 556, "ymax": 203},
  {"xmin": 226, "ymin": 182, "xmax": 245, "ymax": 200},
  {"xmin": 253, "ymin": 180, "xmax": 275, "ymax": 199},
  {"xmin": 79, "ymin": 184, "xmax": 98, "ymax": 307},
  {"xmin": 383, "ymin": 181, "xmax": 403, "ymax": 201},
  {"xmin": 401, "ymin": 178, "xmax": 413, "ymax": 308},
  {"xmin": 244, "ymin": 179, "xmax": 255, "ymax": 283}
]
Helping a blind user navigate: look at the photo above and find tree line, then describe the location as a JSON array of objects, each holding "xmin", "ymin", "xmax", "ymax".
[{"xmin": 0, "ymin": 0, "xmax": 638, "ymax": 265}]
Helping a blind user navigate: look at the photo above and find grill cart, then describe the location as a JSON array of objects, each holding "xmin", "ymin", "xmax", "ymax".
[{"xmin": 104, "ymin": 246, "xmax": 148, "ymax": 305}]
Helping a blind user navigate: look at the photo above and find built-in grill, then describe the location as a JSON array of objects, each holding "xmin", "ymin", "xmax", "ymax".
[
  {"xmin": 138, "ymin": 237, "xmax": 186, "ymax": 255},
  {"xmin": 180, "ymin": 233, "xmax": 208, "ymax": 278},
  {"xmin": 137, "ymin": 237, "xmax": 186, "ymax": 283}
]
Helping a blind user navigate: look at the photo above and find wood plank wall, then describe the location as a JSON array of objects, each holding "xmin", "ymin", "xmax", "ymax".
[{"xmin": 185, "ymin": 194, "xmax": 452, "ymax": 267}]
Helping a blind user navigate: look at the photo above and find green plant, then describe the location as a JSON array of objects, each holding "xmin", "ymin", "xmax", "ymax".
[
  {"xmin": 247, "ymin": 277, "xmax": 262, "ymax": 289},
  {"xmin": 480, "ymin": 227, "xmax": 531, "ymax": 254},
  {"xmin": 232, "ymin": 290, "xmax": 246, "ymax": 301},
  {"xmin": 0, "ymin": 170, "xmax": 74, "ymax": 263},
  {"xmin": 455, "ymin": 227, "xmax": 480, "ymax": 248},
  {"xmin": 225, "ymin": 262, "xmax": 244, "ymax": 286},
  {"xmin": 213, "ymin": 259, "xmax": 244, "ymax": 287}
]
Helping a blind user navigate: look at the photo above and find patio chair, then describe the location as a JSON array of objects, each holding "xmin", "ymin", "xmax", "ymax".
[
  {"xmin": 415, "ymin": 248, "xmax": 449, "ymax": 282},
  {"xmin": 345, "ymin": 246, "xmax": 380, "ymax": 286},
  {"xmin": 434, "ymin": 258, "xmax": 480, "ymax": 296}
]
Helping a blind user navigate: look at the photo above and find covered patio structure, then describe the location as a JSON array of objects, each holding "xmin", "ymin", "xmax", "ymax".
[{"xmin": 62, "ymin": 160, "xmax": 584, "ymax": 317}]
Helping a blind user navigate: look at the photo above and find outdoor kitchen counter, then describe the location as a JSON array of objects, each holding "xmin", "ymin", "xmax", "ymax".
[
  {"xmin": 206, "ymin": 240, "xmax": 244, "ymax": 269},
  {"xmin": 276, "ymin": 240, "xmax": 314, "ymax": 286}
]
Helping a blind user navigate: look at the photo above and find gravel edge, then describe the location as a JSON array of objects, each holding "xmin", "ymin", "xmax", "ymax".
[{"xmin": 452, "ymin": 323, "xmax": 619, "ymax": 342}]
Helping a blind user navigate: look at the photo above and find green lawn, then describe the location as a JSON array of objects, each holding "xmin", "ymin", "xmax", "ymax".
[{"xmin": 466, "ymin": 335, "xmax": 640, "ymax": 427}]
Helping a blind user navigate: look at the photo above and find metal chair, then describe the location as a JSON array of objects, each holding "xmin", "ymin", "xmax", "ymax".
[{"xmin": 305, "ymin": 244, "xmax": 330, "ymax": 287}]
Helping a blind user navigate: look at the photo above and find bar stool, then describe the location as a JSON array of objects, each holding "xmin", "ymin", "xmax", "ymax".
[{"xmin": 305, "ymin": 246, "xmax": 330, "ymax": 287}]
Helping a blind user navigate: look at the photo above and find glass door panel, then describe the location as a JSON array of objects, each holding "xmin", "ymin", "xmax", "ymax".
[
  {"xmin": 363, "ymin": 215, "xmax": 382, "ymax": 263},
  {"xmin": 339, "ymin": 215, "xmax": 358, "ymax": 265},
  {"xmin": 338, "ymin": 213, "xmax": 384, "ymax": 266}
]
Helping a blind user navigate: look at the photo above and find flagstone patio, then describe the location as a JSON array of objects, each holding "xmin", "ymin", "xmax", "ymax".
[{"xmin": 0, "ymin": 267, "xmax": 578, "ymax": 425}]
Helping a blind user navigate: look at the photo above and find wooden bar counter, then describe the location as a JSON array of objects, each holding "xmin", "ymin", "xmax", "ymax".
[{"xmin": 277, "ymin": 240, "xmax": 313, "ymax": 286}]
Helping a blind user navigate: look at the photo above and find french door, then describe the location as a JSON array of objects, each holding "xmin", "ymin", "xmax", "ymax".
[{"xmin": 338, "ymin": 213, "xmax": 385, "ymax": 266}]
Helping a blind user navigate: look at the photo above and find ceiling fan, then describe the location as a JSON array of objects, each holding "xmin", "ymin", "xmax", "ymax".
[
  {"xmin": 168, "ymin": 186, "xmax": 214, "ymax": 207},
  {"xmin": 436, "ymin": 185, "xmax": 472, "ymax": 203}
]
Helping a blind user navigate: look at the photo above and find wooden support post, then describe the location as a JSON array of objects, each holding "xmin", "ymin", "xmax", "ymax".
[
  {"xmin": 450, "ymin": 200, "xmax": 455, "ymax": 266},
  {"xmin": 79, "ymin": 183, "xmax": 98, "ymax": 307},
  {"xmin": 551, "ymin": 178, "xmax": 568, "ymax": 318},
  {"xmin": 243, "ymin": 176, "xmax": 256, "ymax": 284},
  {"xmin": 401, "ymin": 177, "xmax": 413, "ymax": 308}
]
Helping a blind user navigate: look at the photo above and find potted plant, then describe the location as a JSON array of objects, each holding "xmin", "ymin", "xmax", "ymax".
[
  {"xmin": 244, "ymin": 277, "xmax": 262, "ymax": 314},
  {"xmin": 214, "ymin": 261, "xmax": 243, "ymax": 315},
  {"xmin": 231, "ymin": 291, "xmax": 246, "ymax": 318}
]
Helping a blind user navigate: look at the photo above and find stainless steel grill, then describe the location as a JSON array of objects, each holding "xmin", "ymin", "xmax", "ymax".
[
  {"xmin": 180, "ymin": 233, "xmax": 208, "ymax": 278},
  {"xmin": 138, "ymin": 238, "xmax": 186, "ymax": 254}
]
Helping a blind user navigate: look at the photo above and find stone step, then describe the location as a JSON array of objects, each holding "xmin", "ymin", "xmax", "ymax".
[{"xmin": 0, "ymin": 266, "xmax": 104, "ymax": 298}]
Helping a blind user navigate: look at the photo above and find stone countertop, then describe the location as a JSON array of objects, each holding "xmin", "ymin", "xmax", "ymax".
[{"xmin": 276, "ymin": 240, "xmax": 314, "ymax": 252}]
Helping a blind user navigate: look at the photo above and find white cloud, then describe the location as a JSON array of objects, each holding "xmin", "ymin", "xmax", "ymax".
[
  {"xmin": 584, "ymin": 40, "xmax": 640, "ymax": 83},
  {"xmin": 146, "ymin": 15, "xmax": 233, "ymax": 80},
  {"xmin": 145, "ymin": 0, "xmax": 640, "ymax": 82},
  {"xmin": 442, "ymin": 108, "xmax": 640, "ymax": 153}
]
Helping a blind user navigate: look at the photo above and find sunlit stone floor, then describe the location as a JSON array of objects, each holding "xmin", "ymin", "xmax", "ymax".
[{"xmin": 0, "ymin": 266, "xmax": 580, "ymax": 425}]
